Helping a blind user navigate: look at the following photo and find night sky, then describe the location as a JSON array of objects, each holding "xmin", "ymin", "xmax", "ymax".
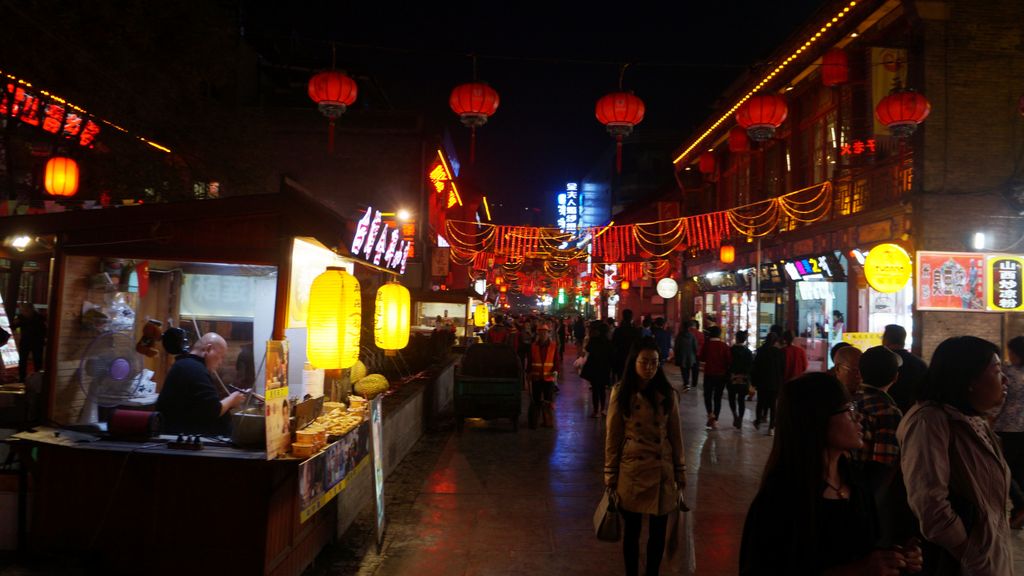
[{"xmin": 245, "ymin": 2, "xmax": 826, "ymax": 222}]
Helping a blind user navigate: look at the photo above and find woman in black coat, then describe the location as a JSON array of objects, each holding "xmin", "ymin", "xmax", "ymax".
[
  {"xmin": 583, "ymin": 322, "xmax": 613, "ymax": 417},
  {"xmin": 750, "ymin": 333, "xmax": 784, "ymax": 433}
]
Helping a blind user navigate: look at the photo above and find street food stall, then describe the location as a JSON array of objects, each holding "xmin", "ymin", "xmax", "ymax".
[{"xmin": 0, "ymin": 179, "xmax": 411, "ymax": 575}]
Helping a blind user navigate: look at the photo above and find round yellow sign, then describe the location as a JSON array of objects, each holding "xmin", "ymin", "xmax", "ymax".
[{"xmin": 863, "ymin": 243, "xmax": 912, "ymax": 293}]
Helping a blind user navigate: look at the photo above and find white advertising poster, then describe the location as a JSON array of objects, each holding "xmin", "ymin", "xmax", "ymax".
[{"xmin": 371, "ymin": 395, "xmax": 386, "ymax": 551}]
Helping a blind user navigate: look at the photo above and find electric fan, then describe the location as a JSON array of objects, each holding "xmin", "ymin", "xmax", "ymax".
[{"xmin": 77, "ymin": 331, "xmax": 146, "ymax": 424}]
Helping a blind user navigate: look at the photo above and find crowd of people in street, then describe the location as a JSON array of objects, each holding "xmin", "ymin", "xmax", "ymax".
[{"xmin": 478, "ymin": 308, "xmax": 1024, "ymax": 575}]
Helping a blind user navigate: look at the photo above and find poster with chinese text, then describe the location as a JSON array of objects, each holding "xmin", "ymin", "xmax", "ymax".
[
  {"xmin": 916, "ymin": 251, "xmax": 986, "ymax": 312},
  {"xmin": 265, "ymin": 340, "xmax": 291, "ymax": 460},
  {"xmin": 988, "ymin": 256, "xmax": 1024, "ymax": 312}
]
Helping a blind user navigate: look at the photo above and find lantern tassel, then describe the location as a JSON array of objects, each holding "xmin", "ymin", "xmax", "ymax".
[
  {"xmin": 328, "ymin": 119, "xmax": 336, "ymax": 154},
  {"xmin": 470, "ymin": 126, "xmax": 477, "ymax": 165},
  {"xmin": 615, "ymin": 135, "xmax": 623, "ymax": 174}
]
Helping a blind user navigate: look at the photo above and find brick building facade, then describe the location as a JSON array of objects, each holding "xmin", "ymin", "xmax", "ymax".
[{"xmin": 675, "ymin": 0, "xmax": 1024, "ymax": 360}]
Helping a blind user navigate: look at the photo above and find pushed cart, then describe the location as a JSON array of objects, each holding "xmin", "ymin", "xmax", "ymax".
[{"xmin": 454, "ymin": 343, "xmax": 523, "ymax": 432}]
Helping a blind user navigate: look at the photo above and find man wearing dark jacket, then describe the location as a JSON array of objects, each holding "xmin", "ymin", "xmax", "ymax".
[
  {"xmin": 157, "ymin": 332, "xmax": 247, "ymax": 435},
  {"xmin": 610, "ymin": 309, "xmax": 640, "ymax": 383},
  {"xmin": 882, "ymin": 324, "xmax": 927, "ymax": 413}
]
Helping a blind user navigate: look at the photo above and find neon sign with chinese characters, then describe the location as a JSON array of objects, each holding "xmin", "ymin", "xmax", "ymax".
[
  {"xmin": 351, "ymin": 206, "xmax": 411, "ymax": 274},
  {"xmin": 840, "ymin": 139, "xmax": 876, "ymax": 156},
  {"xmin": 0, "ymin": 81, "xmax": 101, "ymax": 147},
  {"xmin": 428, "ymin": 151, "xmax": 462, "ymax": 209},
  {"xmin": 556, "ymin": 182, "xmax": 582, "ymax": 234}
]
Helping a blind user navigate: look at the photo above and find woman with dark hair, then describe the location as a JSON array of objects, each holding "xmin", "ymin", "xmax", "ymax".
[
  {"xmin": 740, "ymin": 372, "xmax": 922, "ymax": 575},
  {"xmin": 673, "ymin": 320, "xmax": 698, "ymax": 390},
  {"xmin": 899, "ymin": 336, "xmax": 1012, "ymax": 574},
  {"xmin": 995, "ymin": 335, "xmax": 1024, "ymax": 528},
  {"xmin": 751, "ymin": 333, "xmax": 784, "ymax": 434},
  {"xmin": 583, "ymin": 322, "xmax": 613, "ymax": 417},
  {"xmin": 605, "ymin": 337, "xmax": 685, "ymax": 576}
]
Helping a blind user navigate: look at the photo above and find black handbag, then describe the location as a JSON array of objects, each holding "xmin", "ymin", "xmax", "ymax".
[{"xmin": 593, "ymin": 488, "xmax": 622, "ymax": 542}]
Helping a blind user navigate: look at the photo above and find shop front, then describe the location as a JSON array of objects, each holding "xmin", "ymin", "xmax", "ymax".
[
  {"xmin": 2, "ymin": 181, "xmax": 435, "ymax": 575},
  {"xmin": 692, "ymin": 269, "xmax": 756, "ymax": 347},
  {"xmin": 786, "ymin": 251, "xmax": 848, "ymax": 370}
]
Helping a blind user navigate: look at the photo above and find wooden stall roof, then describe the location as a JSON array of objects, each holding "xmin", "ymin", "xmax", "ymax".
[{"xmin": 0, "ymin": 177, "xmax": 353, "ymax": 265}]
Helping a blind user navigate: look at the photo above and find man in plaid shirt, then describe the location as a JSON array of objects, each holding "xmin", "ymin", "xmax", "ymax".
[
  {"xmin": 852, "ymin": 346, "xmax": 904, "ymax": 465},
  {"xmin": 852, "ymin": 345, "xmax": 918, "ymax": 546}
]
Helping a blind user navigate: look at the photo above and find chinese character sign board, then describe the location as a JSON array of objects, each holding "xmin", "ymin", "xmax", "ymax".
[
  {"xmin": 556, "ymin": 182, "xmax": 582, "ymax": 234},
  {"xmin": 842, "ymin": 332, "xmax": 884, "ymax": 351},
  {"xmin": 915, "ymin": 251, "xmax": 1024, "ymax": 313},
  {"xmin": 989, "ymin": 256, "xmax": 1024, "ymax": 312},
  {"xmin": 350, "ymin": 205, "xmax": 410, "ymax": 274}
]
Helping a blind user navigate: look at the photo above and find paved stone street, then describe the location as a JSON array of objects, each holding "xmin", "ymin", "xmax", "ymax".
[
  {"xmin": 315, "ymin": 344, "xmax": 1024, "ymax": 576},
  {"xmin": 6, "ymin": 344, "xmax": 1024, "ymax": 575}
]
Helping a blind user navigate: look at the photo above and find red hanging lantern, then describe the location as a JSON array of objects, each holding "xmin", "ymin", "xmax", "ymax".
[
  {"xmin": 449, "ymin": 82, "xmax": 500, "ymax": 164},
  {"xmin": 44, "ymin": 156, "xmax": 79, "ymax": 197},
  {"xmin": 308, "ymin": 70, "xmax": 358, "ymax": 154},
  {"xmin": 595, "ymin": 91, "xmax": 645, "ymax": 174},
  {"xmin": 821, "ymin": 49, "xmax": 849, "ymax": 87},
  {"xmin": 698, "ymin": 151, "xmax": 716, "ymax": 175},
  {"xmin": 736, "ymin": 94, "xmax": 788, "ymax": 142},
  {"xmin": 728, "ymin": 126, "xmax": 750, "ymax": 153},
  {"xmin": 875, "ymin": 89, "xmax": 931, "ymax": 138}
]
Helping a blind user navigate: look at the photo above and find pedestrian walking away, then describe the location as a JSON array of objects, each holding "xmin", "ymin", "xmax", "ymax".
[
  {"xmin": 674, "ymin": 320, "xmax": 698, "ymax": 390},
  {"xmin": 751, "ymin": 332, "xmax": 785, "ymax": 435},
  {"xmin": 605, "ymin": 338, "xmax": 686, "ymax": 576},
  {"xmin": 700, "ymin": 325, "xmax": 731, "ymax": 430},
  {"xmin": 583, "ymin": 322, "xmax": 613, "ymax": 418},
  {"xmin": 727, "ymin": 330, "xmax": 754, "ymax": 429}
]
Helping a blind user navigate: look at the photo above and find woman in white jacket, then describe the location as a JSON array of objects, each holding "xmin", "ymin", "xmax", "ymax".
[{"xmin": 898, "ymin": 336, "xmax": 1012, "ymax": 575}]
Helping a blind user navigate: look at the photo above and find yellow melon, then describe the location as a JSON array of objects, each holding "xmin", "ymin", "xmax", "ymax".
[
  {"xmin": 349, "ymin": 360, "xmax": 368, "ymax": 383},
  {"xmin": 354, "ymin": 373, "xmax": 388, "ymax": 398}
]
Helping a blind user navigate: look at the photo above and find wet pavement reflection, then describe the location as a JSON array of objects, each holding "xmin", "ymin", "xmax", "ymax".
[{"xmin": 337, "ymin": 344, "xmax": 1024, "ymax": 575}]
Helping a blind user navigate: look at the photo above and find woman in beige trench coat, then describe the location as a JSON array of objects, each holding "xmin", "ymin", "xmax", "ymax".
[{"xmin": 605, "ymin": 338, "xmax": 686, "ymax": 576}]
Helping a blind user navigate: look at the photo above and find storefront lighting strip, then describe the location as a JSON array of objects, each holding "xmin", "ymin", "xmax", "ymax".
[
  {"xmin": 671, "ymin": 0, "xmax": 859, "ymax": 167},
  {"xmin": 0, "ymin": 68, "xmax": 172, "ymax": 154},
  {"xmin": 595, "ymin": 221, "xmax": 614, "ymax": 238}
]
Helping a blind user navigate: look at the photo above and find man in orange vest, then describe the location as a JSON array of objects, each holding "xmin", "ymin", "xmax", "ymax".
[{"xmin": 527, "ymin": 322, "xmax": 560, "ymax": 428}]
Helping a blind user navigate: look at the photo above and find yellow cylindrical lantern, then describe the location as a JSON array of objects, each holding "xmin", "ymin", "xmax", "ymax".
[
  {"xmin": 374, "ymin": 282, "xmax": 410, "ymax": 355},
  {"xmin": 307, "ymin": 267, "xmax": 361, "ymax": 369},
  {"xmin": 720, "ymin": 244, "xmax": 735, "ymax": 264},
  {"xmin": 473, "ymin": 303, "xmax": 488, "ymax": 327},
  {"xmin": 44, "ymin": 156, "xmax": 79, "ymax": 197}
]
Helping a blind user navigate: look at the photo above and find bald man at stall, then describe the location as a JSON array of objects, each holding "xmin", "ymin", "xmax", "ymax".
[{"xmin": 156, "ymin": 332, "xmax": 247, "ymax": 435}]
